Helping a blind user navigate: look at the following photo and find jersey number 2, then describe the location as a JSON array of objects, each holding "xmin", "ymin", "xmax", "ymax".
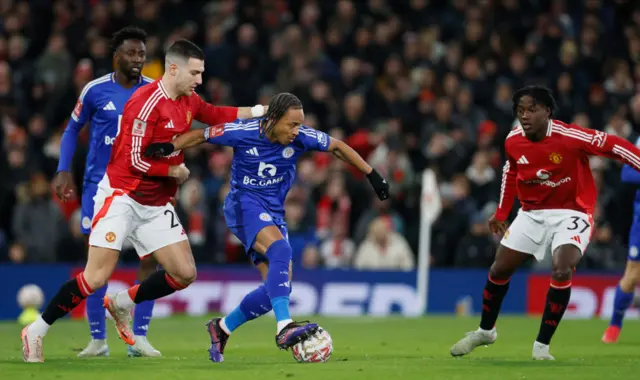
[
  {"xmin": 567, "ymin": 216, "xmax": 590, "ymax": 233},
  {"xmin": 164, "ymin": 210, "xmax": 179, "ymax": 228}
]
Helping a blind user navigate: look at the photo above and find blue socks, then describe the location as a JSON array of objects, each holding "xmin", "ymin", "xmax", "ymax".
[
  {"xmin": 610, "ymin": 284, "xmax": 634, "ymax": 328},
  {"xmin": 86, "ymin": 285, "xmax": 107, "ymax": 340},
  {"xmin": 219, "ymin": 240, "xmax": 294, "ymax": 335},
  {"xmin": 265, "ymin": 239, "xmax": 293, "ymax": 324},
  {"xmin": 223, "ymin": 284, "xmax": 272, "ymax": 333},
  {"xmin": 86, "ymin": 282, "xmax": 155, "ymax": 340}
]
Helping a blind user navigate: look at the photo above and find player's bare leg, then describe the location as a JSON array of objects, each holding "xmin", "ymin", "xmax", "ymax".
[
  {"xmin": 451, "ymin": 244, "xmax": 529, "ymax": 357},
  {"xmin": 22, "ymin": 246, "xmax": 119, "ymax": 363},
  {"xmin": 603, "ymin": 260, "xmax": 640, "ymax": 343},
  {"xmin": 208, "ymin": 261, "xmax": 293, "ymax": 362},
  {"xmin": 78, "ymin": 236, "xmax": 110, "ymax": 358},
  {"xmin": 532, "ymin": 244, "xmax": 581, "ymax": 360},
  {"xmin": 106, "ymin": 240, "xmax": 196, "ymax": 348},
  {"xmin": 128, "ymin": 256, "xmax": 161, "ymax": 357}
]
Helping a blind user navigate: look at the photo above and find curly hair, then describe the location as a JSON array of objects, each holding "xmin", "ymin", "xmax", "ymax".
[
  {"xmin": 512, "ymin": 85, "xmax": 557, "ymax": 116},
  {"xmin": 110, "ymin": 26, "xmax": 148, "ymax": 52}
]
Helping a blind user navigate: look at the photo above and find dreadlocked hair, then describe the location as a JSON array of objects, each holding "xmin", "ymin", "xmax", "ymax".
[
  {"xmin": 511, "ymin": 84, "xmax": 557, "ymax": 116},
  {"xmin": 110, "ymin": 26, "xmax": 147, "ymax": 53},
  {"xmin": 260, "ymin": 93, "xmax": 303, "ymax": 137}
]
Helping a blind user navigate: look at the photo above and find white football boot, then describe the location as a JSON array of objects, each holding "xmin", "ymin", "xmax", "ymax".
[
  {"xmin": 77, "ymin": 339, "xmax": 109, "ymax": 357},
  {"xmin": 21, "ymin": 324, "xmax": 44, "ymax": 363},
  {"xmin": 450, "ymin": 327, "xmax": 497, "ymax": 357},
  {"xmin": 532, "ymin": 341, "xmax": 555, "ymax": 360},
  {"xmin": 128, "ymin": 336, "xmax": 162, "ymax": 357}
]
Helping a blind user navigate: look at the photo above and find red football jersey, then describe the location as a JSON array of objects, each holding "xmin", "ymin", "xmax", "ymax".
[
  {"xmin": 495, "ymin": 119, "xmax": 640, "ymax": 221},
  {"xmin": 106, "ymin": 79, "xmax": 238, "ymax": 206}
]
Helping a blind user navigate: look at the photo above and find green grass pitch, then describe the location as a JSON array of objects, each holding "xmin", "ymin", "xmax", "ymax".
[{"xmin": 0, "ymin": 316, "xmax": 638, "ymax": 380}]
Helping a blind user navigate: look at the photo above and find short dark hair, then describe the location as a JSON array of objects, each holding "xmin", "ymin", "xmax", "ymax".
[
  {"xmin": 512, "ymin": 85, "xmax": 557, "ymax": 116},
  {"xmin": 110, "ymin": 26, "xmax": 147, "ymax": 52},
  {"xmin": 165, "ymin": 39, "xmax": 205, "ymax": 61},
  {"xmin": 261, "ymin": 93, "xmax": 303, "ymax": 136}
]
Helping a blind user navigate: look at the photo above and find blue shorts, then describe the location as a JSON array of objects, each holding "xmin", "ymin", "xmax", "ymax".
[
  {"xmin": 224, "ymin": 195, "xmax": 288, "ymax": 265},
  {"xmin": 629, "ymin": 220, "xmax": 640, "ymax": 261},
  {"xmin": 80, "ymin": 181, "xmax": 98, "ymax": 235}
]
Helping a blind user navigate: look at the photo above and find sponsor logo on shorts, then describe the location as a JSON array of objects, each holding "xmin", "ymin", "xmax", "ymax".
[
  {"xmin": 630, "ymin": 246, "xmax": 638, "ymax": 258},
  {"xmin": 282, "ymin": 147, "xmax": 294, "ymax": 159},
  {"xmin": 82, "ymin": 217, "xmax": 92, "ymax": 230},
  {"xmin": 549, "ymin": 152, "xmax": 562, "ymax": 164},
  {"xmin": 259, "ymin": 213, "xmax": 272, "ymax": 222},
  {"xmin": 105, "ymin": 232, "xmax": 116, "ymax": 243},
  {"xmin": 503, "ymin": 229, "xmax": 510, "ymax": 239}
]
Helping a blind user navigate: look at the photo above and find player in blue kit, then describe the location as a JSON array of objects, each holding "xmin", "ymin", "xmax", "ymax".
[
  {"xmin": 144, "ymin": 92, "xmax": 389, "ymax": 362},
  {"xmin": 53, "ymin": 27, "xmax": 160, "ymax": 357},
  {"xmin": 602, "ymin": 137, "xmax": 640, "ymax": 343}
]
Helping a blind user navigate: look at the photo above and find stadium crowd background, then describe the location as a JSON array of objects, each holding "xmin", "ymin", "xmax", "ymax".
[{"xmin": 1, "ymin": 0, "xmax": 640, "ymax": 272}]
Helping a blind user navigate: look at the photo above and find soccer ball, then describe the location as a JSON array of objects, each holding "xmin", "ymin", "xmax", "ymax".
[
  {"xmin": 17, "ymin": 284, "xmax": 44, "ymax": 309},
  {"xmin": 291, "ymin": 327, "xmax": 333, "ymax": 363}
]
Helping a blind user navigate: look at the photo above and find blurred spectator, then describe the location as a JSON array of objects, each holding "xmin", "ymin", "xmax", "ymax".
[
  {"xmin": 11, "ymin": 172, "xmax": 65, "ymax": 262},
  {"xmin": 353, "ymin": 217, "xmax": 414, "ymax": 271}
]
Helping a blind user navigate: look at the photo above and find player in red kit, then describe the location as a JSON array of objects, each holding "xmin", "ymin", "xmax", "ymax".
[
  {"xmin": 21, "ymin": 39, "xmax": 267, "ymax": 363},
  {"xmin": 450, "ymin": 85, "xmax": 640, "ymax": 360}
]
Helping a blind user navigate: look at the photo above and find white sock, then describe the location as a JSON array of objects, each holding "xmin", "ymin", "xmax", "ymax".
[
  {"xmin": 219, "ymin": 318, "xmax": 232, "ymax": 335},
  {"xmin": 478, "ymin": 326, "xmax": 495, "ymax": 333},
  {"xmin": 277, "ymin": 319, "xmax": 293, "ymax": 334},
  {"xmin": 114, "ymin": 291, "xmax": 135, "ymax": 309},
  {"xmin": 28, "ymin": 316, "xmax": 50, "ymax": 337}
]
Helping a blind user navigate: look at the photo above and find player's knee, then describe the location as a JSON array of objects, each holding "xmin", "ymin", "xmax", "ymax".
[
  {"xmin": 623, "ymin": 261, "xmax": 640, "ymax": 284},
  {"xmin": 550, "ymin": 266, "xmax": 572, "ymax": 282},
  {"xmin": 82, "ymin": 271, "xmax": 109, "ymax": 291},
  {"xmin": 265, "ymin": 239, "xmax": 292, "ymax": 264},
  {"xmin": 171, "ymin": 265, "xmax": 197, "ymax": 286},
  {"xmin": 488, "ymin": 262, "xmax": 513, "ymax": 281}
]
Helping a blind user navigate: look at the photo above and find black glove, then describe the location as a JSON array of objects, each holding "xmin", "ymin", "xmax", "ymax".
[
  {"xmin": 144, "ymin": 142, "xmax": 175, "ymax": 158},
  {"xmin": 366, "ymin": 168, "xmax": 390, "ymax": 200}
]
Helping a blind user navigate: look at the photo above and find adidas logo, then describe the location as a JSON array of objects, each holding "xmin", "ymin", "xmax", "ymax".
[
  {"xmin": 246, "ymin": 147, "xmax": 259, "ymax": 156},
  {"xmin": 570, "ymin": 235, "xmax": 581, "ymax": 244},
  {"xmin": 517, "ymin": 155, "xmax": 529, "ymax": 164},
  {"xmin": 165, "ymin": 121, "xmax": 175, "ymax": 129},
  {"xmin": 102, "ymin": 101, "xmax": 116, "ymax": 111}
]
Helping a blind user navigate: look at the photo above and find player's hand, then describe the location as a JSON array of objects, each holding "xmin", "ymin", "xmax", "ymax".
[
  {"xmin": 54, "ymin": 170, "xmax": 76, "ymax": 201},
  {"xmin": 169, "ymin": 164, "xmax": 190, "ymax": 184},
  {"xmin": 144, "ymin": 142, "xmax": 175, "ymax": 158},
  {"xmin": 488, "ymin": 214, "xmax": 508, "ymax": 235},
  {"xmin": 366, "ymin": 168, "xmax": 390, "ymax": 200}
]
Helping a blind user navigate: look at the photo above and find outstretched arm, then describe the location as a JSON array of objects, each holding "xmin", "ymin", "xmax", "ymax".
[
  {"xmin": 144, "ymin": 123, "xmax": 238, "ymax": 158},
  {"xmin": 328, "ymin": 137, "xmax": 373, "ymax": 175}
]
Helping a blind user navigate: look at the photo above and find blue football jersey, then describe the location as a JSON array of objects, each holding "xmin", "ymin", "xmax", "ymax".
[
  {"xmin": 205, "ymin": 119, "xmax": 331, "ymax": 218},
  {"xmin": 70, "ymin": 73, "xmax": 152, "ymax": 183}
]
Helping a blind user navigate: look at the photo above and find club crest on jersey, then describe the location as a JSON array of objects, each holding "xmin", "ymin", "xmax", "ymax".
[
  {"xmin": 132, "ymin": 119, "xmax": 147, "ymax": 137},
  {"xmin": 549, "ymin": 152, "xmax": 562, "ymax": 164},
  {"xmin": 105, "ymin": 232, "xmax": 116, "ymax": 243},
  {"xmin": 186, "ymin": 111, "xmax": 192, "ymax": 125},
  {"xmin": 282, "ymin": 147, "xmax": 294, "ymax": 159}
]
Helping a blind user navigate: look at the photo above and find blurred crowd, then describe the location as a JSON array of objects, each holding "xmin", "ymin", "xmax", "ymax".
[{"xmin": 2, "ymin": 0, "xmax": 640, "ymax": 271}]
